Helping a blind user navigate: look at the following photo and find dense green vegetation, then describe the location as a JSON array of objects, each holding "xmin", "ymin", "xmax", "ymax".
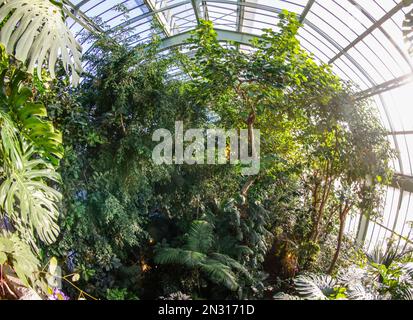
[{"xmin": 0, "ymin": 1, "xmax": 411, "ymax": 300}]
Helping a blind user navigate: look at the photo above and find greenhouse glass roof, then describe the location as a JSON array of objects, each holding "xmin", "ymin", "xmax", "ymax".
[{"xmin": 63, "ymin": 0, "xmax": 413, "ymax": 250}]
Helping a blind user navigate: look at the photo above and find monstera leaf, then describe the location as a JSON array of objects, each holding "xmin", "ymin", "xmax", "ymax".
[
  {"xmin": 0, "ymin": 0, "xmax": 82, "ymax": 84},
  {"xmin": 0, "ymin": 113, "xmax": 61, "ymax": 245},
  {"xmin": 0, "ymin": 144, "xmax": 61, "ymax": 245},
  {"xmin": 0, "ymin": 234, "xmax": 40, "ymax": 287},
  {"xmin": 0, "ymin": 53, "xmax": 64, "ymax": 165}
]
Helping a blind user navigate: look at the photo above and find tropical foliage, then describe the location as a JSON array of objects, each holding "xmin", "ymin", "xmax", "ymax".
[
  {"xmin": 0, "ymin": 0, "xmax": 73, "ymax": 299},
  {"xmin": 155, "ymin": 220, "xmax": 251, "ymax": 292},
  {"xmin": 0, "ymin": 0, "xmax": 83, "ymax": 84},
  {"xmin": 0, "ymin": 4, "xmax": 402, "ymax": 301},
  {"xmin": 275, "ymin": 243, "xmax": 413, "ymax": 300}
]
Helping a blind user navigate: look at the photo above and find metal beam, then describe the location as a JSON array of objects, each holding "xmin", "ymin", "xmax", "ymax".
[
  {"xmin": 114, "ymin": 0, "xmax": 192, "ymax": 31},
  {"xmin": 236, "ymin": 0, "xmax": 246, "ymax": 33},
  {"xmin": 329, "ymin": 1, "xmax": 406, "ymax": 64},
  {"xmin": 159, "ymin": 28, "xmax": 257, "ymax": 50},
  {"xmin": 299, "ymin": 0, "xmax": 315, "ymax": 23},
  {"xmin": 144, "ymin": 0, "xmax": 172, "ymax": 36},
  {"xmin": 355, "ymin": 72, "xmax": 413, "ymax": 101},
  {"xmin": 115, "ymin": 0, "xmax": 284, "ymax": 31},
  {"xmin": 191, "ymin": 0, "xmax": 202, "ymax": 24},
  {"xmin": 63, "ymin": 0, "xmax": 105, "ymax": 35},
  {"xmin": 305, "ymin": 19, "xmax": 376, "ymax": 86},
  {"xmin": 388, "ymin": 131, "xmax": 413, "ymax": 136},
  {"xmin": 202, "ymin": 1, "xmax": 209, "ymax": 20},
  {"xmin": 346, "ymin": 0, "xmax": 413, "ymax": 72}
]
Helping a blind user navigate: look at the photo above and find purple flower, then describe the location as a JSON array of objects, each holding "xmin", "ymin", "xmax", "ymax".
[{"xmin": 49, "ymin": 288, "xmax": 69, "ymax": 300}]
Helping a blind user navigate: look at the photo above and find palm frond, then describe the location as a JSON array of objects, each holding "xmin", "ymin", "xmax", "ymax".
[
  {"xmin": 185, "ymin": 220, "xmax": 214, "ymax": 253},
  {"xmin": 0, "ymin": 0, "xmax": 82, "ymax": 84},
  {"xmin": 209, "ymin": 252, "xmax": 251, "ymax": 279},
  {"xmin": 398, "ymin": 286, "xmax": 413, "ymax": 300},
  {"xmin": 200, "ymin": 260, "xmax": 239, "ymax": 291},
  {"xmin": 154, "ymin": 247, "xmax": 207, "ymax": 268}
]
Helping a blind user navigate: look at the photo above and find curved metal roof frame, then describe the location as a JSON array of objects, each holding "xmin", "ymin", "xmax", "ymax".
[{"xmin": 63, "ymin": 0, "xmax": 413, "ymax": 249}]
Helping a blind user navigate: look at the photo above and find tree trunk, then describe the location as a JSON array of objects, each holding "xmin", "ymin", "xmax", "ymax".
[
  {"xmin": 237, "ymin": 110, "xmax": 257, "ymax": 219},
  {"xmin": 247, "ymin": 111, "xmax": 256, "ymax": 156},
  {"xmin": 327, "ymin": 210, "xmax": 347, "ymax": 274}
]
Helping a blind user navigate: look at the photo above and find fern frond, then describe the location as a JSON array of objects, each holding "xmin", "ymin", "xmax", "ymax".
[
  {"xmin": 154, "ymin": 247, "xmax": 207, "ymax": 268},
  {"xmin": 185, "ymin": 220, "xmax": 214, "ymax": 253},
  {"xmin": 209, "ymin": 252, "xmax": 251, "ymax": 279},
  {"xmin": 200, "ymin": 260, "xmax": 239, "ymax": 291}
]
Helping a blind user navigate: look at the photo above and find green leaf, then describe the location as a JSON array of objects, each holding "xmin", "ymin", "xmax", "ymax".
[
  {"xmin": 49, "ymin": 257, "xmax": 58, "ymax": 275},
  {"xmin": 72, "ymin": 273, "xmax": 80, "ymax": 282},
  {"xmin": 0, "ymin": 251, "xmax": 7, "ymax": 264}
]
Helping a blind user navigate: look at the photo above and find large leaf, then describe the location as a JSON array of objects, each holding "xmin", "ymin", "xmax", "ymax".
[
  {"xmin": 0, "ymin": 0, "xmax": 82, "ymax": 84},
  {"xmin": 15, "ymin": 101, "xmax": 64, "ymax": 165},
  {"xmin": 0, "ymin": 234, "xmax": 40, "ymax": 287},
  {"xmin": 185, "ymin": 220, "xmax": 214, "ymax": 253},
  {"xmin": 346, "ymin": 283, "xmax": 378, "ymax": 300},
  {"xmin": 294, "ymin": 274, "xmax": 336, "ymax": 300},
  {"xmin": 0, "ymin": 58, "xmax": 64, "ymax": 165},
  {"xmin": 0, "ymin": 121, "xmax": 61, "ymax": 244},
  {"xmin": 154, "ymin": 247, "xmax": 207, "ymax": 268},
  {"xmin": 200, "ymin": 260, "xmax": 239, "ymax": 291}
]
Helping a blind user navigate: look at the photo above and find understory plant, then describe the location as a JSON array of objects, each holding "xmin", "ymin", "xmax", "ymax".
[
  {"xmin": 155, "ymin": 220, "xmax": 252, "ymax": 292},
  {"xmin": 275, "ymin": 243, "xmax": 413, "ymax": 300},
  {"xmin": 0, "ymin": 0, "xmax": 81, "ymax": 298}
]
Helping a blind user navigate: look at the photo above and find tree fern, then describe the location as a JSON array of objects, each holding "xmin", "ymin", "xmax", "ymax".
[
  {"xmin": 155, "ymin": 220, "xmax": 251, "ymax": 291},
  {"xmin": 200, "ymin": 261, "xmax": 239, "ymax": 291},
  {"xmin": 154, "ymin": 248, "xmax": 207, "ymax": 268},
  {"xmin": 186, "ymin": 220, "xmax": 214, "ymax": 253},
  {"xmin": 209, "ymin": 252, "xmax": 251, "ymax": 279}
]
